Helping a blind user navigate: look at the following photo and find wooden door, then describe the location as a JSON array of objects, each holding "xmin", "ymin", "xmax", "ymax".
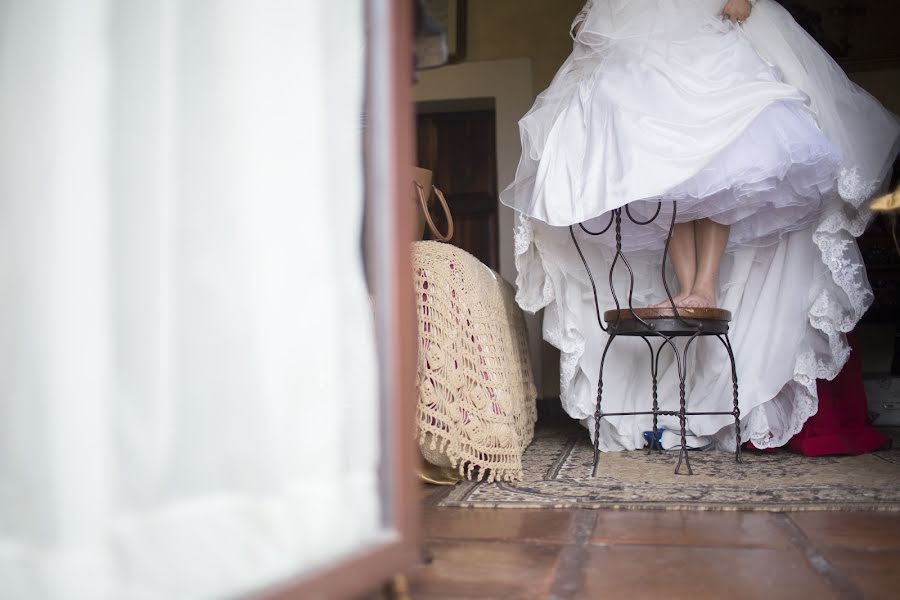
[{"xmin": 417, "ymin": 108, "xmax": 499, "ymax": 270}]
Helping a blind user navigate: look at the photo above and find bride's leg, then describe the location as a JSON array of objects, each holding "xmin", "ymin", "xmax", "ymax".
[
  {"xmin": 651, "ymin": 221, "xmax": 696, "ymax": 308},
  {"xmin": 682, "ymin": 218, "xmax": 730, "ymax": 308}
]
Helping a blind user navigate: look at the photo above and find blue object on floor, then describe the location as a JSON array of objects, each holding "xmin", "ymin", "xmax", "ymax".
[
  {"xmin": 643, "ymin": 428, "xmax": 715, "ymax": 452},
  {"xmin": 643, "ymin": 429, "xmax": 664, "ymax": 447}
]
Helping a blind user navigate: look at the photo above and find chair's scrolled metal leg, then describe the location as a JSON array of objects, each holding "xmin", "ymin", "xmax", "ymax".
[
  {"xmin": 592, "ymin": 335, "xmax": 616, "ymax": 477},
  {"xmin": 649, "ymin": 373, "xmax": 660, "ymax": 455},
  {"xmin": 673, "ymin": 344, "xmax": 693, "ymax": 475},
  {"xmin": 591, "ymin": 395, "xmax": 602, "ymax": 477},
  {"xmin": 723, "ymin": 333, "xmax": 742, "ymax": 464},
  {"xmin": 649, "ymin": 341, "xmax": 663, "ymax": 455},
  {"xmin": 592, "ymin": 393, "xmax": 602, "ymax": 479}
]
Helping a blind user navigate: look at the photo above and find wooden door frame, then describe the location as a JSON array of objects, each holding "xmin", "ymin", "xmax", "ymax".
[{"xmin": 256, "ymin": 0, "xmax": 419, "ymax": 597}]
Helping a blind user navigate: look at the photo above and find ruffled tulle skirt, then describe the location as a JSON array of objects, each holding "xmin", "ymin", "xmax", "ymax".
[
  {"xmin": 589, "ymin": 101, "xmax": 841, "ymax": 252},
  {"xmin": 502, "ymin": 0, "xmax": 900, "ymax": 450}
]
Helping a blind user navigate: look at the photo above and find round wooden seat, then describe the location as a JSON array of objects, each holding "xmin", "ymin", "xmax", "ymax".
[
  {"xmin": 603, "ymin": 307, "xmax": 731, "ymax": 322},
  {"xmin": 603, "ymin": 306, "xmax": 731, "ymax": 336}
]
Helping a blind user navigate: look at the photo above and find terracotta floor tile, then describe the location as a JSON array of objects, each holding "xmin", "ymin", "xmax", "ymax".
[
  {"xmin": 412, "ymin": 508, "xmax": 900, "ymax": 599},
  {"xmin": 408, "ymin": 540, "xmax": 561, "ymax": 600},
  {"xmin": 788, "ymin": 512, "xmax": 900, "ymax": 550},
  {"xmin": 590, "ymin": 509, "xmax": 792, "ymax": 549},
  {"xmin": 580, "ymin": 545, "xmax": 839, "ymax": 600},
  {"xmin": 820, "ymin": 548, "xmax": 900, "ymax": 600},
  {"xmin": 424, "ymin": 507, "xmax": 576, "ymax": 544}
]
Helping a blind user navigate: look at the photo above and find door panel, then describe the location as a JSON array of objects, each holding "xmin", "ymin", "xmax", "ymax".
[{"xmin": 417, "ymin": 109, "xmax": 499, "ymax": 270}]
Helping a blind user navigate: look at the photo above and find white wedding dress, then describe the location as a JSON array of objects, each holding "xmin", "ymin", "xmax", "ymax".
[{"xmin": 501, "ymin": 0, "xmax": 900, "ymax": 450}]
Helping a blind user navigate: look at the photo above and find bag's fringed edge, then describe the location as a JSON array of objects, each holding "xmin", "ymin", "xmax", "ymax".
[{"xmin": 416, "ymin": 423, "xmax": 526, "ymax": 482}]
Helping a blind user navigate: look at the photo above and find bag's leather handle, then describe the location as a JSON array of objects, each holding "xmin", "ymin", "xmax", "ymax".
[{"xmin": 415, "ymin": 181, "xmax": 454, "ymax": 242}]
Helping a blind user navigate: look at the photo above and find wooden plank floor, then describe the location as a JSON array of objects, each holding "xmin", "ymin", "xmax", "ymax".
[{"xmin": 406, "ymin": 489, "xmax": 900, "ymax": 600}]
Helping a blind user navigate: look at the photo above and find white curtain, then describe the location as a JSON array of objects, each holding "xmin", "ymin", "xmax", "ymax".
[{"xmin": 0, "ymin": 1, "xmax": 381, "ymax": 598}]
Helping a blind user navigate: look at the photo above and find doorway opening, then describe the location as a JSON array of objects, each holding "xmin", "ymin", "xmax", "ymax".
[{"xmin": 416, "ymin": 97, "xmax": 499, "ymax": 270}]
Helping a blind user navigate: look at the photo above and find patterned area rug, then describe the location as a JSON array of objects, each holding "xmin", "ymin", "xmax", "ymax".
[{"xmin": 439, "ymin": 424, "xmax": 900, "ymax": 511}]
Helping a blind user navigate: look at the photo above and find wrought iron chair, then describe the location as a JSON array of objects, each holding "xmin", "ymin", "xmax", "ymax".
[{"xmin": 569, "ymin": 203, "xmax": 742, "ymax": 475}]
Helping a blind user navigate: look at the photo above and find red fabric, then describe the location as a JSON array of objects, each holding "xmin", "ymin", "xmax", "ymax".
[{"xmin": 787, "ymin": 334, "xmax": 890, "ymax": 456}]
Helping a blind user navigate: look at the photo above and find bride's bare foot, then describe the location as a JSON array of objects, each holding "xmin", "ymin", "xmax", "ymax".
[
  {"xmin": 679, "ymin": 291, "xmax": 715, "ymax": 308},
  {"xmin": 650, "ymin": 293, "xmax": 689, "ymax": 309}
]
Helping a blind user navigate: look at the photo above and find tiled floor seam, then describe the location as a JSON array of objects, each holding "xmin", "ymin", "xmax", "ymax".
[
  {"xmin": 546, "ymin": 510, "xmax": 598, "ymax": 600},
  {"xmin": 775, "ymin": 513, "xmax": 865, "ymax": 600}
]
